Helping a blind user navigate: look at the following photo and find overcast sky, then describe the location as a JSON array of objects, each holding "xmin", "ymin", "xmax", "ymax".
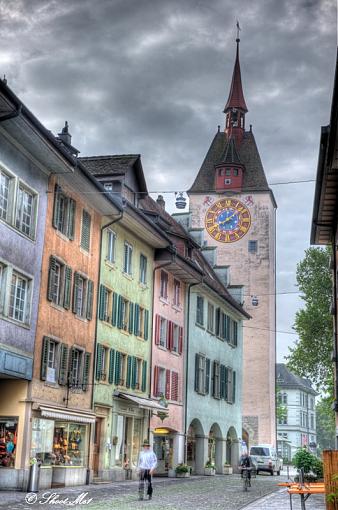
[{"xmin": 0, "ymin": 0, "xmax": 337, "ymax": 362}]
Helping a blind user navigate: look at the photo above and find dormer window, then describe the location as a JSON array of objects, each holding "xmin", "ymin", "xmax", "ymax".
[
  {"xmin": 233, "ymin": 168, "xmax": 238, "ymax": 176},
  {"xmin": 225, "ymin": 169, "xmax": 231, "ymax": 176},
  {"xmin": 104, "ymin": 183, "xmax": 113, "ymax": 191}
]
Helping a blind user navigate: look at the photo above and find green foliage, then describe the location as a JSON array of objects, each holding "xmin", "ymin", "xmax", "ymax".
[
  {"xmin": 286, "ymin": 246, "xmax": 333, "ymax": 393},
  {"xmin": 276, "ymin": 386, "xmax": 287, "ymax": 422},
  {"xmin": 316, "ymin": 395, "xmax": 336, "ymax": 451},
  {"xmin": 292, "ymin": 447, "xmax": 323, "ymax": 477},
  {"xmin": 175, "ymin": 463, "xmax": 189, "ymax": 473}
]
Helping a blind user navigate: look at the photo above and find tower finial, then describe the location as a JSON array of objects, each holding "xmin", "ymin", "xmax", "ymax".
[{"xmin": 236, "ymin": 20, "xmax": 241, "ymax": 41}]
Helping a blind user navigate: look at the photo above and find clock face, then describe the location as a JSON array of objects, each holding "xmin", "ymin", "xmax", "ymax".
[{"xmin": 205, "ymin": 198, "xmax": 251, "ymax": 243}]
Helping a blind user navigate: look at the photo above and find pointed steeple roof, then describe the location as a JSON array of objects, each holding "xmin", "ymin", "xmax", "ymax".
[
  {"xmin": 220, "ymin": 136, "xmax": 241, "ymax": 164},
  {"xmin": 224, "ymin": 38, "xmax": 248, "ymax": 113}
]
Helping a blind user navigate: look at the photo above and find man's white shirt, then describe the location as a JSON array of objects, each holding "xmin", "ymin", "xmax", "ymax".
[{"xmin": 138, "ymin": 449, "xmax": 157, "ymax": 470}]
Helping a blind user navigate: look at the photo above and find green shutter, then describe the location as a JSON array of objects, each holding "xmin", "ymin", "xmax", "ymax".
[
  {"xmin": 108, "ymin": 349, "xmax": 115, "ymax": 384},
  {"xmin": 47, "ymin": 256, "xmax": 57, "ymax": 301},
  {"xmin": 226, "ymin": 315, "xmax": 231, "ymax": 342},
  {"xmin": 58, "ymin": 344, "xmax": 69, "ymax": 386},
  {"xmin": 81, "ymin": 210, "xmax": 91, "ymax": 251},
  {"xmin": 134, "ymin": 304, "xmax": 139, "ymax": 336},
  {"xmin": 141, "ymin": 360, "xmax": 147, "ymax": 392},
  {"xmin": 114, "ymin": 352, "xmax": 121, "ymax": 385},
  {"xmin": 131, "ymin": 357, "xmax": 137, "ymax": 389},
  {"xmin": 112, "ymin": 292, "xmax": 118, "ymax": 326},
  {"xmin": 205, "ymin": 358, "xmax": 210, "ymax": 394},
  {"xmin": 82, "ymin": 352, "xmax": 91, "ymax": 390},
  {"xmin": 40, "ymin": 336, "xmax": 49, "ymax": 380},
  {"xmin": 220, "ymin": 364, "xmax": 226, "ymax": 399},
  {"xmin": 232, "ymin": 371, "xmax": 236, "ymax": 403},
  {"xmin": 128, "ymin": 302, "xmax": 134, "ymax": 334},
  {"xmin": 126, "ymin": 355, "xmax": 132, "ymax": 388},
  {"xmin": 194, "ymin": 353, "xmax": 199, "ymax": 392},
  {"xmin": 52, "ymin": 184, "xmax": 61, "ymax": 229},
  {"xmin": 117, "ymin": 295, "xmax": 123, "ymax": 329},
  {"xmin": 68, "ymin": 347, "xmax": 76, "ymax": 386},
  {"xmin": 63, "ymin": 266, "xmax": 72, "ymax": 310},
  {"xmin": 86, "ymin": 280, "xmax": 94, "ymax": 320},
  {"xmin": 98, "ymin": 285, "xmax": 105, "ymax": 321},
  {"xmin": 67, "ymin": 198, "xmax": 76, "ymax": 240},
  {"xmin": 95, "ymin": 344, "xmax": 103, "ymax": 381},
  {"xmin": 224, "ymin": 367, "xmax": 228, "ymax": 401},
  {"xmin": 233, "ymin": 321, "xmax": 238, "ymax": 346},
  {"xmin": 144, "ymin": 309, "xmax": 149, "ymax": 340},
  {"xmin": 72, "ymin": 272, "xmax": 81, "ymax": 314}
]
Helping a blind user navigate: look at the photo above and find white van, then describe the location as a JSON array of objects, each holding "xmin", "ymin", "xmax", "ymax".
[{"xmin": 249, "ymin": 445, "xmax": 282, "ymax": 476}]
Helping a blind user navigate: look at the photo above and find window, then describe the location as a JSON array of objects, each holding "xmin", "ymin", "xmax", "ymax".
[
  {"xmin": 207, "ymin": 303, "xmax": 214, "ymax": 333},
  {"xmin": 248, "ymin": 240, "xmax": 258, "ymax": 253},
  {"xmin": 194, "ymin": 354, "xmax": 210, "ymax": 395},
  {"xmin": 47, "ymin": 256, "xmax": 73, "ymax": 310},
  {"xmin": 196, "ymin": 295, "xmax": 204, "ymax": 326},
  {"xmin": 121, "ymin": 298, "xmax": 130, "ymax": 331},
  {"xmin": 225, "ymin": 168, "xmax": 231, "ymax": 176},
  {"xmin": 80, "ymin": 210, "xmax": 91, "ymax": 251},
  {"xmin": 46, "ymin": 338, "xmax": 58, "ymax": 383},
  {"xmin": 15, "ymin": 184, "xmax": 36, "ymax": 238},
  {"xmin": 172, "ymin": 324, "xmax": 179, "ymax": 353},
  {"xmin": 0, "ymin": 168, "xmax": 11, "ymax": 221},
  {"xmin": 279, "ymin": 411, "xmax": 287, "ymax": 425},
  {"xmin": 98, "ymin": 285, "xmax": 112, "ymax": 322},
  {"xmin": 157, "ymin": 367, "xmax": 166, "ymax": 397},
  {"xmin": 160, "ymin": 270, "xmax": 168, "ymax": 299},
  {"xmin": 53, "ymin": 185, "xmax": 76, "ymax": 239},
  {"xmin": 95, "ymin": 344, "xmax": 107, "ymax": 381},
  {"xmin": 226, "ymin": 367, "xmax": 236, "ymax": 404},
  {"xmin": 123, "ymin": 242, "xmax": 133, "ymax": 275},
  {"xmin": 73, "ymin": 273, "xmax": 94, "ymax": 320},
  {"xmin": 173, "ymin": 279, "xmax": 180, "ymax": 306},
  {"xmin": 107, "ymin": 229, "xmax": 116, "ymax": 263},
  {"xmin": 8, "ymin": 271, "xmax": 29, "ymax": 323},
  {"xmin": 104, "ymin": 183, "xmax": 113, "ymax": 191},
  {"xmin": 233, "ymin": 168, "xmax": 239, "ymax": 176},
  {"xmin": 212, "ymin": 361, "xmax": 220, "ymax": 399},
  {"xmin": 171, "ymin": 371, "xmax": 179, "ymax": 401},
  {"xmin": 69, "ymin": 348, "xmax": 84, "ymax": 387},
  {"xmin": 74, "ymin": 274, "xmax": 85, "ymax": 316},
  {"xmin": 139, "ymin": 254, "xmax": 147, "ymax": 284},
  {"xmin": 219, "ymin": 311, "xmax": 228, "ymax": 340},
  {"xmin": 159, "ymin": 317, "xmax": 167, "ymax": 347},
  {"xmin": 228, "ymin": 319, "xmax": 238, "ymax": 347}
]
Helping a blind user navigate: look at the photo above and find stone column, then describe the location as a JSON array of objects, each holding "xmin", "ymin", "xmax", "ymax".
[
  {"xmin": 231, "ymin": 439, "xmax": 241, "ymax": 473},
  {"xmin": 173, "ymin": 433, "xmax": 185, "ymax": 466},
  {"xmin": 215, "ymin": 438, "xmax": 226, "ymax": 474},
  {"xmin": 195, "ymin": 434, "xmax": 208, "ymax": 475}
]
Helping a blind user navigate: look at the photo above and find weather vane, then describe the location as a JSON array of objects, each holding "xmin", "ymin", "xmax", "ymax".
[{"xmin": 236, "ymin": 20, "xmax": 241, "ymax": 40}]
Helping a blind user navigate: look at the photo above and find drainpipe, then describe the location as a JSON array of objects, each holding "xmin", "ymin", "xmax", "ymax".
[
  {"xmin": 184, "ymin": 279, "xmax": 202, "ymax": 464},
  {"xmin": 87, "ymin": 208, "xmax": 123, "ymax": 484},
  {"xmin": 149, "ymin": 254, "xmax": 175, "ymax": 440}
]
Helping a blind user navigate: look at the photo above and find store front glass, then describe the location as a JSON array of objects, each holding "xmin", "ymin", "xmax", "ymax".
[
  {"xmin": 31, "ymin": 418, "xmax": 54, "ymax": 465},
  {"xmin": 132, "ymin": 418, "xmax": 142, "ymax": 465},
  {"xmin": 0, "ymin": 417, "xmax": 18, "ymax": 468},
  {"xmin": 114, "ymin": 415, "xmax": 143, "ymax": 468}
]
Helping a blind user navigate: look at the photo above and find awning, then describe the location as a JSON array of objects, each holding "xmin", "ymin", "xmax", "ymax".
[
  {"xmin": 115, "ymin": 392, "xmax": 169, "ymax": 413},
  {"xmin": 39, "ymin": 406, "xmax": 96, "ymax": 424}
]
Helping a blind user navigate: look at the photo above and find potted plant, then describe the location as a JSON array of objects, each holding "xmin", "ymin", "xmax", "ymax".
[
  {"xmin": 204, "ymin": 460, "xmax": 216, "ymax": 475},
  {"xmin": 223, "ymin": 463, "xmax": 233, "ymax": 475},
  {"xmin": 175, "ymin": 463, "xmax": 190, "ymax": 478}
]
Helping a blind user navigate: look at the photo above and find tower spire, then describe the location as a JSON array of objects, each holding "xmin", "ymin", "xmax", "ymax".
[{"xmin": 224, "ymin": 24, "xmax": 248, "ymax": 146}]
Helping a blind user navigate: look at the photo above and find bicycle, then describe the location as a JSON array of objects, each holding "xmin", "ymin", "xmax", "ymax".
[{"xmin": 240, "ymin": 466, "xmax": 253, "ymax": 491}]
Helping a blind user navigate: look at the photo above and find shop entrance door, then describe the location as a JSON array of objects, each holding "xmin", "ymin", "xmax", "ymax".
[
  {"xmin": 93, "ymin": 418, "xmax": 102, "ymax": 477},
  {"xmin": 153, "ymin": 436, "xmax": 172, "ymax": 476}
]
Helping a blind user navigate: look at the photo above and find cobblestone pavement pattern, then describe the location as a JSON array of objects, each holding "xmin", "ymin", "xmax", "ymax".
[{"xmin": 0, "ymin": 473, "xmax": 325, "ymax": 510}]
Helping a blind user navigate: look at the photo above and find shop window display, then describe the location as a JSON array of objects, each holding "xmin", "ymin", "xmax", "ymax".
[
  {"xmin": 52, "ymin": 422, "xmax": 86, "ymax": 466},
  {"xmin": 31, "ymin": 418, "xmax": 54, "ymax": 465},
  {"xmin": 0, "ymin": 417, "xmax": 18, "ymax": 468}
]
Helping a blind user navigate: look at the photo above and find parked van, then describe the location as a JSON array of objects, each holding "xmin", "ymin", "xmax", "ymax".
[{"xmin": 249, "ymin": 445, "xmax": 282, "ymax": 476}]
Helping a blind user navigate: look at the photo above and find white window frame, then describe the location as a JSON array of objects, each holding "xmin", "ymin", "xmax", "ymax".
[
  {"xmin": 196, "ymin": 295, "xmax": 204, "ymax": 326},
  {"xmin": 123, "ymin": 242, "xmax": 133, "ymax": 275},
  {"xmin": 121, "ymin": 298, "xmax": 130, "ymax": 331},
  {"xmin": 8, "ymin": 271, "xmax": 29, "ymax": 324},
  {"xmin": 172, "ymin": 324, "xmax": 179, "ymax": 353},
  {"xmin": 15, "ymin": 182, "xmax": 37, "ymax": 239},
  {"xmin": 0, "ymin": 259, "xmax": 33, "ymax": 326},
  {"xmin": 173, "ymin": 279, "xmax": 180, "ymax": 306},
  {"xmin": 198, "ymin": 355, "xmax": 206, "ymax": 394},
  {"xmin": 158, "ymin": 367, "xmax": 166, "ymax": 396},
  {"xmin": 207, "ymin": 302, "xmax": 214, "ymax": 333},
  {"xmin": 159, "ymin": 317, "xmax": 167, "ymax": 347},
  {"xmin": 107, "ymin": 229, "xmax": 116, "ymax": 263},
  {"xmin": 160, "ymin": 270, "xmax": 168, "ymax": 300},
  {"xmin": 139, "ymin": 254, "xmax": 147, "ymax": 284}
]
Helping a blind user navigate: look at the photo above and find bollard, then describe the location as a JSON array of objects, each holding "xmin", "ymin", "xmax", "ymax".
[{"xmin": 27, "ymin": 462, "xmax": 40, "ymax": 493}]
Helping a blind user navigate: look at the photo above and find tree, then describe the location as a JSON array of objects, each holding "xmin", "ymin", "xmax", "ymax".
[
  {"xmin": 316, "ymin": 395, "xmax": 336, "ymax": 451},
  {"xmin": 286, "ymin": 246, "xmax": 333, "ymax": 393},
  {"xmin": 276, "ymin": 387, "xmax": 287, "ymax": 423}
]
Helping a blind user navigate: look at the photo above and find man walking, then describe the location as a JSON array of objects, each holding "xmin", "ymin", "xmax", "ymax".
[{"xmin": 138, "ymin": 439, "xmax": 157, "ymax": 500}]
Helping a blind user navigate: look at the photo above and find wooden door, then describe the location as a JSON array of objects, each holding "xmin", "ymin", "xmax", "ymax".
[{"xmin": 93, "ymin": 418, "xmax": 102, "ymax": 476}]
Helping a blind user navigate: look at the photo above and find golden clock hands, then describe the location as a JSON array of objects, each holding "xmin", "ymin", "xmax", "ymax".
[{"xmin": 219, "ymin": 211, "xmax": 237, "ymax": 225}]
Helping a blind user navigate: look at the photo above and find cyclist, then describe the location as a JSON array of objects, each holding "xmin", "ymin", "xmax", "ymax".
[{"xmin": 240, "ymin": 451, "xmax": 253, "ymax": 487}]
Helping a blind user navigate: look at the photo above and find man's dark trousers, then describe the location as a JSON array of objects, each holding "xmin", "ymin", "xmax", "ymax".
[{"xmin": 139, "ymin": 469, "xmax": 153, "ymax": 499}]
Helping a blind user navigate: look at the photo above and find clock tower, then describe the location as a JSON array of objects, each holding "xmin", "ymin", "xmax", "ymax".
[{"xmin": 187, "ymin": 35, "xmax": 277, "ymax": 446}]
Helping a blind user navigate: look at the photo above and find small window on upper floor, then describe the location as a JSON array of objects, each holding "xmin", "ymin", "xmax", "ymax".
[
  {"xmin": 233, "ymin": 168, "xmax": 239, "ymax": 176},
  {"xmin": 173, "ymin": 279, "xmax": 181, "ymax": 307},
  {"xmin": 196, "ymin": 295, "xmax": 204, "ymax": 326},
  {"xmin": 107, "ymin": 229, "xmax": 116, "ymax": 263},
  {"xmin": 104, "ymin": 182, "xmax": 113, "ymax": 191},
  {"xmin": 15, "ymin": 183, "xmax": 38, "ymax": 239},
  {"xmin": 139, "ymin": 254, "xmax": 147, "ymax": 284},
  {"xmin": 160, "ymin": 270, "xmax": 168, "ymax": 300},
  {"xmin": 81, "ymin": 210, "xmax": 91, "ymax": 252},
  {"xmin": 53, "ymin": 185, "xmax": 76, "ymax": 240},
  {"xmin": 225, "ymin": 169, "xmax": 231, "ymax": 176},
  {"xmin": 248, "ymin": 240, "xmax": 258, "ymax": 254},
  {"xmin": 123, "ymin": 242, "xmax": 133, "ymax": 275}
]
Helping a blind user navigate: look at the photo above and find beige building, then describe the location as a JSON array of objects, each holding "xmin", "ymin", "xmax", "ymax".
[{"xmin": 186, "ymin": 37, "xmax": 277, "ymax": 446}]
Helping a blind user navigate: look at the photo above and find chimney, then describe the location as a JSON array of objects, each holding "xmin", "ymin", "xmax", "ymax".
[
  {"xmin": 156, "ymin": 195, "xmax": 165, "ymax": 210},
  {"xmin": 58, "ymin": 121, "xmax": 72, "ymax": 146}
]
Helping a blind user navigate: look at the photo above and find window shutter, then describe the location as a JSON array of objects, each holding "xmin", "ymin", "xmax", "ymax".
[
  {"xmin": 234, "ymin": 322, "xmax": 238, "ymax": 346},
  {"xmin": 194, "ymin": 353, "xmax": 199, "ymax": 392},
  {"xmin": 123, "ymin": 243, "xmax": 128, "ymax": 273},
  {"xmin": 155, "ymin": 314, "xmax": 160, "ymax": 345},
  {"xmin": 63, "ymin": 266, "xmax": 72, "ymax": 309},
  {"xmin": 108, "ymin": 349, "xmax": 115, "ymax": 384},
  {"xmin": 131, "ymin": 357, "xmax": 137, "ymax": 389},
  {"xmin": 153, "ymin": 366, "xmax": 159, "ymax": 396},
  {"xmin": 166, "ymin": 321, "xmax": 171, "ymax": 350},
  {"xmin": 178, "ymin": 326, "xmax": 183, "ymax": 354},
  {"xmin": 226, "ymin": 315, "xmax": 231, "ymax": 342},
  {"xmin": 114, "ymin": 352, "xmax": 121, "ymax": 385},
  {"xmin": 72, "ymin": 272, "xmax": 81, "ymax": 314},
  {"xmin": 144, "ymin": 309, "xmax": 149, "ymax": 340},
  {"xmin": 224, "ymin": 367, "xmax": 228, "ymax": 401},
  {"xmin": 81, "ymin": 210, "xmax": 91, "ymax": 251},
  {"xmin": 47, "ymin": 256, "xmax": 57, "ymax": 301},
  {"xmin": 205, "ymin": 358, "xmax": 210, "ymax": 394},
  {"xmin": 86, "ymin": 280, "xmax": 94, "ymax": 320},
  {"xmin": 171, "ymin": 372, "xmax": 178, "ymax": 401},
  {"xmin": 95, "ymin": 344, "xmax": 103, "ymax": 381},
  {"xmin": 40, "ymin": 336, "xmax": 49, "ymax": 380},
  {"xmin": 220, "ymin": 364, "xmax": 226, "ymax": 399},
  {"xmin": 98, "ymin": 285, "xmax": 104, "ymax": 320},
  {"xmin": 232, "ymin": 371, "xmax": 236, "ymax": 403},
  {"xmin": 128, "ymin": 302, "xmax": 134, "ymax": 334},
  {"xmin": 141, "ymin": 360, "xmax": 147, "ymax": 392},
  {"xmin": 126, "ymin": 355, "xmax": 132, "ymax": 388},
  {"xmin": 212, "ymin": 361, "xmax": 216, "ymax": 397},
  {"xmin": 134, "ymin": 304, "xmax": 140, "ymax": 336},
  {"xmin": 165, "ymin": 369, "xmax": 171, "ymax": 399},
  {"xmin": 215, "ymin": 308, "xmax": 220, "ymax": 336},
  {"xmin": 117, "ymin": 295, "xmax": 123, "ymax": 329},
  {"xmin": 67, "ymin": 198, "xmax": 76, "ymax": 240},
  {"xmin": 52, "ymin": 184, "xmax": 61, "ymax": 229},
  {"xmin": 82, "ymin": 352, "xmax": 91, "ymax": 390},
  {"xmin": 112, "ymin": 292, "xmax": 118, "ymax": 326},
  {"xmin": 58, "ymin": 344, "xmax": 69, "ymax": 386}
]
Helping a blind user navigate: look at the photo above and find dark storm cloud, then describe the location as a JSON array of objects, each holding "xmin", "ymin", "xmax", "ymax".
[{"xmin": 0, "ymin": 0, "xmax": 336, "ymax": 359}]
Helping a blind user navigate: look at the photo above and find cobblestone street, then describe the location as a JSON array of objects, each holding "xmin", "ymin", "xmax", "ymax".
[{"xmin": 0, "ymin": 472, "xmax": 325, "ymax": 510}]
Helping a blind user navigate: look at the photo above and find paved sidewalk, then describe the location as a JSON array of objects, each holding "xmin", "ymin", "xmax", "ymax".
[{"xmin": 242, "ymin": 487, "xmax": 326, "ymax": 510}]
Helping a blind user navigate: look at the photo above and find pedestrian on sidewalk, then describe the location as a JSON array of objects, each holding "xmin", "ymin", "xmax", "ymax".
[{"xmin": 137, "ymin": 439, "xmax": 157, "ymax": 500}]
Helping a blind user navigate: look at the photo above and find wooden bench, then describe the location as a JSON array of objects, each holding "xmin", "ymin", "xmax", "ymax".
[{"xmin": 277, "ymin": 482, "xmax": 325, "ymax": 510}]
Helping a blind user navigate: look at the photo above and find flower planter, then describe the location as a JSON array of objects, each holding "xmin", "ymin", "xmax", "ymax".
[
  {"xmin": 223, "ymin": 466, "xmax": 233, "ymax": 475},
  {"xmin": 176, "ymin": 471, "xmax": 190, "ymax": 478},
  {"xmin": 204, "ymin": 467, "xmax": 215, "ymax": 476}
]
